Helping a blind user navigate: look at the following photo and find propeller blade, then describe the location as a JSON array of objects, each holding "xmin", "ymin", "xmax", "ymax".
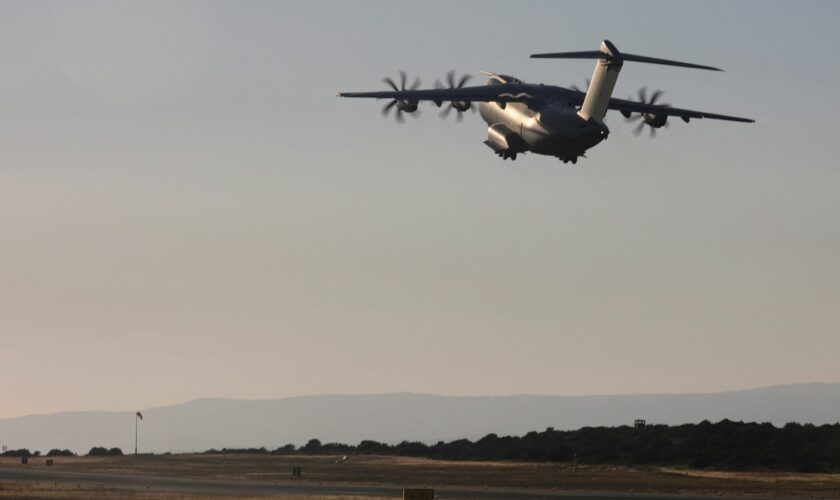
[
  {"xmin": 410, "ymin": 76, "xmax": 421, "ymax": 90},
  {"xmin": 457, "ymin": 73, "xmax": 471, "ymax": 88},
  {"xmin": 650, "ymin": 89, "xmax": 664, "ymax": 105},
  {"xmin": 570, "ymin": 79, "xmax": 591, "ymax": 92},
  {"xmin": 395, "ymin": 108, "xmax": 405, "ymax": 123},
  {"xmin": 439, "ymin": 105, "xmax": 452, "ymax": 119},
  {"xmin": 383, "ymin": 77, "xmax": 398, "ymax": 91},
  {"xmin": 399, "ymin": 70, "xmax": 407, "ymax": 90},
  {"xmin": 446, "ymin": 70, "xmax": 455, "ymax": 88},
  {"xmin": 638, "ymin": 86, "xmax": 647, "ymax": 103},
  {"xmin": 456, "ymin": 111, "xmax": 463, "ymax": 123},
  {"xmin": 649, "ymin": 127, "xmax": 657, "ymax": 138},
  {"xmin": 381, "ymin": 99, "xmax": 397, "ymax": 116},
  {"xmin": 633, "ymin": 122, "xmax": 645, "ymax": 136}
]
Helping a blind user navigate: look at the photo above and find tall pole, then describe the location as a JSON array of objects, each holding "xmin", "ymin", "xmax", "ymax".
[{"xmin": 135, "ymin": 414, "xmax": 138, "ymax": 455}]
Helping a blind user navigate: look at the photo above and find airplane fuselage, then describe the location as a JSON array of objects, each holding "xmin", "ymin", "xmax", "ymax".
[
  {"xmin": 476, "ymin": 77, "xmax": 609, "ymax": 163},
  {"xmin": 478, "ymin": 99, "xmax": 608, "ymax": 162}
]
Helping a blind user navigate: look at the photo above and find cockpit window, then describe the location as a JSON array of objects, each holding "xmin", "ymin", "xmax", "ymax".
[
  {"xmin": 486, "ymin": 74, "xmax": 522, "ymax": 86},
  {"xmin": 497, "ymin": 74, "xmax": 522, "ymax": 84}
]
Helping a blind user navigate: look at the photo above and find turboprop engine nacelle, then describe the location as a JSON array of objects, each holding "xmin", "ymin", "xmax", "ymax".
[
  {"xmin": 397, "ymin": 100, "xmax": 419, "ymax": 112},
  {"xmin": 484, "ymin": 123, "xmax": 527, "ymax": 160},
  {"xmin": 643, "ymin": 112, "xmax": 667, "ymax": 128},
  {"xmin": 451, "ymin": 101, "xmax": 472, "ymax": 112}
]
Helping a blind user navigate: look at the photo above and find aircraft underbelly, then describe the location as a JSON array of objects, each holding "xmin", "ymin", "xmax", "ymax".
[
  {"xmin": 532, "ymin": 108, "xmax": 607, "ymax": 155},
  {"xmin": 481, "ymin": 102, "xmax": 606, "ymax": 157},
  {"xmin": 529, "ymin": 127, "xmax": 605, "ymax": 155}
]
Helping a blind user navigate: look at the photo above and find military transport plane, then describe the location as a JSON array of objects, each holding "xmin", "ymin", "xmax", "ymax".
[{"xmin": 337, "ymin": 40, "xmax": 754, "ymax": 163}]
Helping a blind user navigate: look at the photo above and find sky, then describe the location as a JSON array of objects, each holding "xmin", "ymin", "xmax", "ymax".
[{"xmin": 0, "ymin": 0, "xmax": 838, "ymax": 418}]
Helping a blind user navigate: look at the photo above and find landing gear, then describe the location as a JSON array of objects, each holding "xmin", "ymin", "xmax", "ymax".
[
  {"xmin": 559, "ymin": 155, "xmax": 578, "ymax": 164},
  {"xmin": 494, "ymin": 150, "xmax": 518, "ymax": 161}
]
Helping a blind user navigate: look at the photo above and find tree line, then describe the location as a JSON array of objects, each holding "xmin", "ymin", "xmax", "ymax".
[
  {"xmin": 5, "ymin": 420, "xmax": 838, "ymax": 472},
  {"xmin": 207, "ymin": 420, "xmax": 840, "ymax": 472},
  {"xmin": 1, "ymin": 447, "xmax": 122, "ymax": 457}
]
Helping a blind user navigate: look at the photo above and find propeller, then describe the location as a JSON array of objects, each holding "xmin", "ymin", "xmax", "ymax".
[
  {"xmin": 435, "ymin": 70, "xmax": 473, "ymax": 122},
  {"xmin": 381, "ymin": 71, "xmax": 421, "ymax": 123},
  {"xmin": 569, "ymin": 78, "xmax": 591, "ymax": 92},
  {"xmin": 625, "ymin": 87, "xmax": 670, "ymax": 138}
]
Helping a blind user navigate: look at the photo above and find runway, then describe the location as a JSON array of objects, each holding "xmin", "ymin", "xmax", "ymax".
[{"xmin": 0, "ymin": 465, "xmax": 799, "ymax": 499}]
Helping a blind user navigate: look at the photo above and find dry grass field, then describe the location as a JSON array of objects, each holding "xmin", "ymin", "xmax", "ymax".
[{"xmin": 1, "ymin": 454, "xmax": 839, "ymax": 498}]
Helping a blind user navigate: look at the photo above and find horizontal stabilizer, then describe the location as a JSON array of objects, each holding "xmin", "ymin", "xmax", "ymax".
[{"xmin": 531, "ymin": 40, "xmax": 722, "ymax": 71}]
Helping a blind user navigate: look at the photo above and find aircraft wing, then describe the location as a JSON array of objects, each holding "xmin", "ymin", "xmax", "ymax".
[
  {"xmin": 606, "ymin": 97, "xmax": 755, "ymax": 123},
  {"xmin": 339, "ymin": 81, "xmax": 754, "ymax": 123},
  {"xmin": 337, "ymin": 83, "xmax": 532, "ymax": 103}
]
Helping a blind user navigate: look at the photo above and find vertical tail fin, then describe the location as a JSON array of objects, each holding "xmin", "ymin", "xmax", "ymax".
[
  {"xmin": 578, "ymin": 40, "xmax": 623, "ymax": 123},
  {"xmin": 531, "ymin": 40, "xmax": 723, "ymax": 123}
]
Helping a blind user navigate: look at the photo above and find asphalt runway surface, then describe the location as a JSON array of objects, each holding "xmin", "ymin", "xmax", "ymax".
[{"xmin": 0, "ymin": 465, "xmax": 802, "ymax": 499}]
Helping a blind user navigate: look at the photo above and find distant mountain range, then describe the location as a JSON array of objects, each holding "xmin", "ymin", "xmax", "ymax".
[{"xmin": 2, "ymin": 383, "xmax": 838, "ymax": 454}]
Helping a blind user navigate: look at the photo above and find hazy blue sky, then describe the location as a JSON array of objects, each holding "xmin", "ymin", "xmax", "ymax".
[{"xmin": 1, "ymin": 0, "xmax": 838, "ymax": 418}]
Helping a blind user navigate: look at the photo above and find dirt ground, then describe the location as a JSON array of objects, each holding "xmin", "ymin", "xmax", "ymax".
[
  {"xmin": 1, "ymin": 454, "xmax": 839, "ymax": 498},
  {"xmin": 0, "ymin": 480, "xmax": 382, "ymax": 500}
]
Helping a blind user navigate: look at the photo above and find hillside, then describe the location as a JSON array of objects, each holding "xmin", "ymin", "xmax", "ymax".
[{"xmin": 1, "ymin": 383, "xmax": 838, "ymax": 454}]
